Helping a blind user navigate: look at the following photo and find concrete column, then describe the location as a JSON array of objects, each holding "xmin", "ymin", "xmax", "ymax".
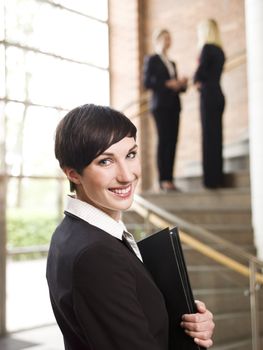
[
  {"xmin": 245, "ymin": 0, "xmax": 263, "ymax": 259},
  {"xmin": 0, "ymin": 106, "xmax": 7, "ymax": 336},
  {"xmin": 0, "ymin": 176, "xmax": 6, "ymax": 336}
]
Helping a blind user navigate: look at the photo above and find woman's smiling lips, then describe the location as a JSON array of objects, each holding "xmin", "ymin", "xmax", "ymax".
[{"xmin": 108, "ymin": 184, "xmax": 133, "ymax": 198}]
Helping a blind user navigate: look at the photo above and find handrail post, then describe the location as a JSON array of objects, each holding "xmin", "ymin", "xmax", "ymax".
[{"xmin": 249, "ymin": 260, "xmax": 260, "ymax": 350}]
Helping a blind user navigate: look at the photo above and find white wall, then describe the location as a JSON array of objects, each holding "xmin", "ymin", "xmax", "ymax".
[{"xmin": 245, "ymin": 0, "xmax": 263, "ymax": 259}]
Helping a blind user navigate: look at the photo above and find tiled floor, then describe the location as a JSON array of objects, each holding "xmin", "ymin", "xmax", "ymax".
[
  {"xmin": 6, "ymin": 259, "xmax": 54, "ymax": 331},
  {"xmin": 0, "ymin": 324, "xmax": 64, "ymax": 350},
  {"xmin": 0, "ymin": 259, "xmax": 64, "ymax": 349}
]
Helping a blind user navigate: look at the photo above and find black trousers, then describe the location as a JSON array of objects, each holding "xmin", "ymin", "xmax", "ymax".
[
  {"xmin": 152, "ymin": 107, "xmax": 180, "ymax": 182},
  {"xmin": 200, "ymin": 86, "xmax": 225, "ymax": 188}
]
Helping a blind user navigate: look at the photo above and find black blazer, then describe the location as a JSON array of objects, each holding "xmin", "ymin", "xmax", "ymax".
[
  {"xmin": 193, "ymin": 44, "xmax": 225, "ymax": 87},
  {"xmin": 143, "ymin": 54, "xmax": 183, "ymax": 112},
  {"xmin": 46, "ymin": 212, "xmax": 169, "ymax": 350}
]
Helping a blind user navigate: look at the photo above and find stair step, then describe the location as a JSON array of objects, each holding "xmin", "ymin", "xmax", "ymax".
[
  {"xmin": 124, "ymin": 212, "xmax": 254, "ymax": 246},
  {"xmin": 188, "ymin": 265, "xmax": 249, "ymax": 289},
  {"xmin": 143, "ymin": 188, "xmax": 251, "ymax": 210},
  {"xmin": 127, "ymin": 222, "xmax": 254, "ymax": 247},
  {"xmin": 193, "ymin": 287, "xmax": 257, "ymax": 313},
  {"xmin": 182, "ymin": 138, "xmax": 250, "ymax": 184},
  {"xmin": 183, "ymin": 244, "xmax": 256, "ymax": 265},
  {"xmin": 171, "ymin": 208, "xmax": 251, "ymax": 225},
  {"xmin": 212, "ymin": 337, "xmax": 253, "ymax": 350},
  {"xmin": 176, "ymin": 170, "xmax": 250, "ymax": 191},
  {"xmin": 201, "ymin": 224, "xmax": 254, "ymax": 244},
  {"xmin": 212, "ymin": 311, "xmax": 263, "ymax": 344}
]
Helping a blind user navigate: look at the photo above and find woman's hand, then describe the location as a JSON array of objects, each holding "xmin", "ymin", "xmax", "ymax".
[
  {"xmin": 165, "ymin": 79, "xmax": 182, "ymax": 90},
  {"xmin": 195, "ymin": 81, "xmax": 202, "ymax": 90},
  {"xmin": 165, "ymin": 77, "xmax": 188, "ymax": 91},
  {"xmin": 180, "ymin": 300, "xmax": 215, "ymax": 348}
]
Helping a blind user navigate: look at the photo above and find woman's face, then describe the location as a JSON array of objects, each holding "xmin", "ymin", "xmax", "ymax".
[
  {"xmin": 159, "ymin": 32, "xmax": 171, "ymax": 51},
  {"xmin": 67, "ymin": 137, "xmax": 141, "ymax": 221}
]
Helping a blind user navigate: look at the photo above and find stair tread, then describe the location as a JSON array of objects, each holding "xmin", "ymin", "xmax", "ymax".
[
  {"xmin": 212, "ymin": 337, "xmax": 252, "ymax": 350},
  {"xmin": 187, "ymin": 265, "xmax": 232, "ymax": 271},
  {"xmin": 171, "ymin": 208, "xmax": 251, "ymax": 213},
  {"xmin": 214, "ymin": 310, "xmax": 263, "ymax": 319},
  {"xmin": 177, "ymin": 169, "xmax": 250, "ymax": 178},
  {"xmin": 203, "ymin": 223, "xmax": 252, "ymax": 229},
  {"xmin": 182, "ymin": 243, "xmax": 254, "ymax": 250},
  {"xmin": 144, "ymin": 188, "xmax": 250, "ymax": 196},
  {"xmin": 193, "ymin": 287, "xmax": 248, "ymax": 294}
]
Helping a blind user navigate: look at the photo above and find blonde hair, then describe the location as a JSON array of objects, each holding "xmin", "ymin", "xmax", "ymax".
[
  {"xmin": 197, "ymin": 19, "xmax": 222, "ymax": 49},
  {"xmin": 152, "ymin": 29, "xmax": 170, "ymax": 53}
]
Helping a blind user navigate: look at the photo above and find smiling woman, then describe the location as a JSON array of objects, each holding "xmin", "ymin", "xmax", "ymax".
[
  {"xmin": 53, "ymin": 106, "xmax": 143, "ymax": 252},
  {"xmin": 46, "ymin": 103, "xmax": 215, "ymax": 350},
  {"xmin": 65, "ymin": 137, "xmax": 140, "ymax": 221}
]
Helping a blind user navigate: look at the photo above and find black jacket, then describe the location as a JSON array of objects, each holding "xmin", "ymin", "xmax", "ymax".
[
  {"xmin": 194, "ymin": 44, "xmax": 225, "ymax": 87},
  {"xmin": 46, "ymin": 212, "xmax": 169, "ymax": 350},
  {"xmin": 143, "ymin": 54, "xmax": 183, "ymax": 111}
]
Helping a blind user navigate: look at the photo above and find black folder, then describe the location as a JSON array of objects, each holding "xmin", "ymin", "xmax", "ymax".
[{"xmin": 137, "ymin": 227, "xmax": 205, "ymax": 350}]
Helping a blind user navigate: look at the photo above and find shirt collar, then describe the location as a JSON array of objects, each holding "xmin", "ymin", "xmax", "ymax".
[
  {"xmin": 159, "ymin": 54, "xmax": 175, "ymax": 78},
  {"xmin": 65, "ymin": 195, "xmax": 126, "ymax": 240}
]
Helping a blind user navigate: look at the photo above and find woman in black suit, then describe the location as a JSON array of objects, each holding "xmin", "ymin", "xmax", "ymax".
[
  {"xmin": 143, "ymin": 29, "xmax": 188, "ymax": 191},
  {"xmin": 46, "ymin": 104, "xmax": 215, "ymax": 350},
  {"xmin": 194, "ymin": 19, "xmax": 225, "ymax": 189}
]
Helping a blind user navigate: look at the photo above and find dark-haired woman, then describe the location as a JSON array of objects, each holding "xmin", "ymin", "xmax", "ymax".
[{"xmin": 46, "ymin": 104, "xmax": 214, "ymax": 350}]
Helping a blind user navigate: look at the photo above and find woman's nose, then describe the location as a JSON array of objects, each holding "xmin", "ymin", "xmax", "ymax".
[{"xmin": 116, "ymin": 163, "xmax": 133, "ymax": 182}]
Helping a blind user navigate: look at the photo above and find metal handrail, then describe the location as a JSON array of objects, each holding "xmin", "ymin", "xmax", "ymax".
[
  {"xmin": 132, "ymin": 194, "xmax": 263, "ymax": 274},
  {"xmin": 224, "ymin": 50, "xmax": 246, "ymax": 72}
]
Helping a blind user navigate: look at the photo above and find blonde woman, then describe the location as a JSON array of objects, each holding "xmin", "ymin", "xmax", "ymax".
[
  {"xmin": 194, "ymin": 19, "xmax": 225, "ymax": 189},
  {"xmin": 143, "ymin": 29, "xmax": 188, "ymax": 192}
]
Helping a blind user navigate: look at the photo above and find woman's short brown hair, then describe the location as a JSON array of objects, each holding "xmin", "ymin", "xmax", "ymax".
[{"xmin": 55, "ymin": 104, "xmax": 137, "ymax": 191}]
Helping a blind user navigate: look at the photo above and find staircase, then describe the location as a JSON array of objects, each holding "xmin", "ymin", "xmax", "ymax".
[{"xmin": 123, "ymin": 168, "xmax": 263, "ymax": 349}]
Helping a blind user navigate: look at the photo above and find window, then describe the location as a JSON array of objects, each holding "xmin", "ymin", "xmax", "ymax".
[
  {"xmin": 0, "ymin": 0, "xmax": 109, "ymax": 331},
  {"xmin": 1, "ymin": 0, "xmax": 109, "ymax": 204}
]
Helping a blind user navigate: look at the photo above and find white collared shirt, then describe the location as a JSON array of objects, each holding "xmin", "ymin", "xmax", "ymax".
[
  {"xmin": 159, "ymin": 54, "xmax": 176, "ymax": 78},
  {"xmin": 65, "ymin": 195, "xmax": 142, "ymax": 261}
]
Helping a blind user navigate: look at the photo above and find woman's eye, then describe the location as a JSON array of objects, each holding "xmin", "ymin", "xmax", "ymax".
[
  {"xmin": 98, "ymin": 158, "xmax": 111, "ymax": 166},
  {"xmin": 127, "ymin": 151, "xmax": 137, "ymax": 159}
]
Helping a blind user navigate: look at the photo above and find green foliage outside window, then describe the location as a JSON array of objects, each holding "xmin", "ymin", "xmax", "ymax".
[{"xmin": 7, "ymin": 209, "xmax": 57, "ymax": 247}]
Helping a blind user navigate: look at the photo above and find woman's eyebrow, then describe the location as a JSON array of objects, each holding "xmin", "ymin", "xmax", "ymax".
[
  {"xmin": 100, "ymin": 144, "xmax": 138, "ymax": 157},
  {"xmin": 128, "ymin": 144, "xmax": 138, "ymax": 152}
]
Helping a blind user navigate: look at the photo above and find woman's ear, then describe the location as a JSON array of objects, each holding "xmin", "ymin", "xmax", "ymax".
[{"xmin": 63, "ymin": 168, "xmax": 81, "ymax": 185}]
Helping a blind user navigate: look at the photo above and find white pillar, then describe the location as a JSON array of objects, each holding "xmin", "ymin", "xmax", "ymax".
[{"xmin": 245, "ymin": 0, "xmax": 263, "ymax": 259}]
